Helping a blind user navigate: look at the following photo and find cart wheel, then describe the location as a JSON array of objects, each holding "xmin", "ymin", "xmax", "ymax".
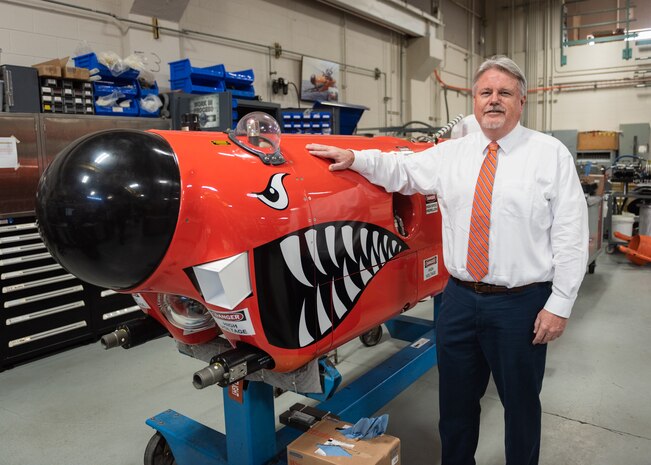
[
  {"xmin": 606, "ymin": 244, "xmax": 616, "ymax": 254},
  {"xmin": 359, "ymin": 326, "xmax": 383, "ymax": 347},
  {"xmin": 588, "ymin": 262, "xmax": 596, "ymax": 274},
  {"xmin": 144, "ymin": 432, "xmax": 176, "ymax": 465}
]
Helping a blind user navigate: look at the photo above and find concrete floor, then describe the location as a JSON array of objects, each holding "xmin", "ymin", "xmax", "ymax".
[{"xmin": 0, "ymin": 252, "xmax": 650, "ymax": 465}]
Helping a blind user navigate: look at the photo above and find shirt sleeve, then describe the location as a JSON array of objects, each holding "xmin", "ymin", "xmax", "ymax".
[
  {"xmin": 544, "ymin": 148, "xmax": 589, "ymax": 318},
  {"xmin": 349, "ymin": 146, "xmax": 442, "ymax": 195}
]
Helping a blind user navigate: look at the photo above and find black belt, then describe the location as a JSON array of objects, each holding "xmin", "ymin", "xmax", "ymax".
[{"xmin": 451, "ymin": 276, "xmax": 547, "ymax": 294}]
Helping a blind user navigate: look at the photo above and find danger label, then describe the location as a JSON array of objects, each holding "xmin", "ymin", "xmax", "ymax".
[
  {"xmin": 209, "ymin": 308, "xmax": 256, "ymax": 336},
  {"xmin": 423, "ymin": 255, "xmax": 439, "ymax": 280},
  {"xmin": 425, "ymin": 194, "xmax": 438, "ymax": 214}
]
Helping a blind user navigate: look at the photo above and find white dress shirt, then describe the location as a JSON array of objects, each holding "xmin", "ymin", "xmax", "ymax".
[{"xmin": 350, "ymin": 123, "xmax": 589, "ymax": 318}]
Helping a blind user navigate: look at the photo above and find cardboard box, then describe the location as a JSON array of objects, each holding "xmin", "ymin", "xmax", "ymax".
[
  {"xmin": 577, "ymin": 131, "xmax": 619, "ymax": 151},
  {"xmin": 287, "ymin": 417, "xmax": 400, "ymax": 465},
  {"xmin": 580, "ymin": 174, "xmax": 606, "ymax": 196},
  {"xmin": 33, "ymin": 57, "xmax": 90, "ymax": 80}
]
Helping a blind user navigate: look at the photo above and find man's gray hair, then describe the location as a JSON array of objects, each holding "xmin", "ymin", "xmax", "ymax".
[{"xmin": 472, "ymin": 55, "xmax": 527, "ymax": 97}]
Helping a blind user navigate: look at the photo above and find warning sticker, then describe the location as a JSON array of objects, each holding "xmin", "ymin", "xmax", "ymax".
[
  {"xmin": 209, "ymin": 308, "xmax": 256, "ymax": 336},
  {"xmin": 423, "ymin": 255, "xmax": 439, "ymax": 280},
  {"xmin": 425, "ymin": 194, "xmax": 438, "ymax": 214}
]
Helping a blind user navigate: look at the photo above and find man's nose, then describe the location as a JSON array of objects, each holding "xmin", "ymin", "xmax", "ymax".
[{"xmin": 488, "ymin": 91, "xmax": 501, "ymax": 103}]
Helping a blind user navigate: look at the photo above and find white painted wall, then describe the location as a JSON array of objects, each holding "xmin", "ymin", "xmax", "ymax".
[
  {"xmin": 0, "ymin": 0, "xmax": 418, "ymax": 131},
  {"xmin": 489, "ymin": 0, "xmax": 651, "ymax": 133}
]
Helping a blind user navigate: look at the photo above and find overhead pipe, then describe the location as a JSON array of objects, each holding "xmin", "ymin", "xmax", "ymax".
[{"xmin": 433, "ymin": 68, "xmax": 651, "ymax": 95}]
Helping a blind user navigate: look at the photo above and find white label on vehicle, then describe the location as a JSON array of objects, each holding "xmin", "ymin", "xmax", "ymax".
[
  {"xmin": 132, "ymin": 293, "xmax": 150, "ymax": 309},
  {"xmin": 209, "ymin": 308, "xmax": 256, "ymax": 336},
  {"xmin": 423, "ymin": 255, "xmax": 439, "ymax": 280},
  {"xmin": 425, "ymin": 194, "xmax": 439, "ymax": 214}
]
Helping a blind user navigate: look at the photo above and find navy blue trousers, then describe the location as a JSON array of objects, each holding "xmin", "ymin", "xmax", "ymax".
[{"xmin": 436, "ymin": 278, "xmax": 552, "ymax": 465}]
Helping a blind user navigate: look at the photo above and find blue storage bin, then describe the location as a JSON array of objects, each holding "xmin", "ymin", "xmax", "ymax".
[
  {"xmin": 95, "ymin": 97, "xmax": 139, "ymax": 116},
  {"xmin": 138, "ymin": 80, "xmax": 159, "ymax": 97},
  {"xmin": 138, "ymin": 105, "xmax": 160, "ymax": 117},
  {"xmin": 170, "ymin": 77, "xmax": 225, "ymax": 94},
  {"xmin": 225, "ymin": 69, "xmax": 254, "ymax": 86},
  {"xmin": 73, "ymin": 53, "xmax": 139, "ymax": 80},
  {"xmin": 228, "ymin": 87, "xmax": 255, "ymax": 99},
  {"xmin": 169, "ymin": 59, "xmax": 225, "ymax": 80},
  {"xmin": 93, "ymin": 81, "xmax": 138, "ymax": 97},
  {"xmin": 169, "ymin": 59, "xmax": 227, "ymax": 94}
]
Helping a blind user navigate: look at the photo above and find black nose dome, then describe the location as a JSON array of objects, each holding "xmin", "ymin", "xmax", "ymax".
[{"xmin": 36, "ymin": 129, "xmax": 180, "ymax": 290}]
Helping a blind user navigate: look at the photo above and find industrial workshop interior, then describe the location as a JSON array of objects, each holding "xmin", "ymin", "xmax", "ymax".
[{"xmin": 1, "ymin": 0, "xmax": 650, "ymax": 464}]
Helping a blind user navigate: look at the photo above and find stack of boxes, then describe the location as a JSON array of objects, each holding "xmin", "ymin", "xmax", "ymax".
[{"xmin": 72, "ymin": 53, "xmax": 160, "ymax": 117}]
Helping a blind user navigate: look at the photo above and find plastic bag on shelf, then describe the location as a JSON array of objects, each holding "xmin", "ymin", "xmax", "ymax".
[
  {"xmin": 96, "ymin": 91, "xmax": 126, "ymax": 107},
  {"xmin": 140, "ymin": 94, "xmax": 163, "ymax": 112},
  {"xmin": 124, "ymin": 54, "xmax": 156, "ymax": 85},
  {"xmin": 97, "ymin": 51, "xmax": 131, "ymax": 77}
]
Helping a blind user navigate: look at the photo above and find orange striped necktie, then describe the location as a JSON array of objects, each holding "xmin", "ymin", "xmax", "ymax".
[{"xmin": 466, "ymin": 141, "xmax": 499, "ymax": 282}]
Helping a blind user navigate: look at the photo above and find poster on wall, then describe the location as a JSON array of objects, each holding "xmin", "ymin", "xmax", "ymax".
[{"xmin": 300, "ymin": 56, "xmax": 340, "ymax": 102}]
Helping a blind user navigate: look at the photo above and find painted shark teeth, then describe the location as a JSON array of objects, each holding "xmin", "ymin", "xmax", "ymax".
[{"xmin": 255, "ymin": 222, "xmax": 409, "ymax": 349}]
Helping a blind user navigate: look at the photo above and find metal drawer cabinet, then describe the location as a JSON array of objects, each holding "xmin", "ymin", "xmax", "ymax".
[{"xmin": 0, "ymin": 217, "xmax": 92, "ymax": 369}]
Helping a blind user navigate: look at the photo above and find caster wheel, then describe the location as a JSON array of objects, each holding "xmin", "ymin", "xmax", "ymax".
[
  {"xmin": 359, "ymin": 326, "xmax": 383, "ymax": 347},
  {"xmin": 144, "ymin": 432, "xmax": 177, "ymax": 465},
  {"xmin": 588, "ymin": 262, "xmax": 596, "ymax": 274},
  {"xmin": 606, "ymin": 244, "xmax": 616, "ymax": 254}
]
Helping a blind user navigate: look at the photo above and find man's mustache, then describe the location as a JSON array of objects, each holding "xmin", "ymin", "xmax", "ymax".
[{"xmin": 484, "ymin": 105, "xmax": 505, "ymax": 114}]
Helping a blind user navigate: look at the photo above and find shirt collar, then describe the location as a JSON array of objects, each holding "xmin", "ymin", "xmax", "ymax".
[{"xmin": 479, "ymin": 123, "xmax": 522, "ymax": 155}]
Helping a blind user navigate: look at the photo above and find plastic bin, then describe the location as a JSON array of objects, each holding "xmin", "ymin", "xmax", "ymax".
[
  {"xmin": 95, "ymin": 97, "xmax": 139, "ymax": 116},
  {"xmin": 139, "ymin": 105, "xmax": 160, "ymax": 117},
  {"xmin": 169, "ymin": 59, "xmax": 226, "ymax": 94},
  {"xmin": 93, "ymin": 81, "xmax": 138, "ymax": 97},
  {"xmin": 225, "ymin": 69, "xmax": 254, "ymax": 86},
  {"xmin": 138, "ymin": 80, "xmax": 159, "ymax": 97},
  {"xmin": 73, "ymin": 53, "xmax": 139, "ymax": 80}
]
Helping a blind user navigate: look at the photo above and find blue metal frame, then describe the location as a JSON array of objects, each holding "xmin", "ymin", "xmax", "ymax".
[{"xmin": 146, "ymin": 294, "xmax": 441, "ymax": 465}]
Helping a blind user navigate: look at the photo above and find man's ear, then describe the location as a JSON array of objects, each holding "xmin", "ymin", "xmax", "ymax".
[{"xmin": 521, "ymin": 95, "xmax": 527, "ymax": 107}]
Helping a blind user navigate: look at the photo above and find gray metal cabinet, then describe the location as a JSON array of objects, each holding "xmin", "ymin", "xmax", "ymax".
[{"xmin": 0, "ymin": 114, "xmax": 171, "ymax": 369}]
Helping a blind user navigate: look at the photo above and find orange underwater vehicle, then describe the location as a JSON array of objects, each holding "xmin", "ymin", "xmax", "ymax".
[{"xmin": 35, "ymin": 113, "xmax": 449, "ymax": 389}]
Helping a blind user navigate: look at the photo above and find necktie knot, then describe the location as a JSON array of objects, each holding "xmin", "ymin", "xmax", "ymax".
[{"xmin": 488, "ymin": 141, "xmax": 499, "ymax": 153}]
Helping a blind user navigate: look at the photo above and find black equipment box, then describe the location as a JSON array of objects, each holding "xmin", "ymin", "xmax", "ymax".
[{"xmin": 1, "ymin": 65, "xmax": 40, "ymax": 113}]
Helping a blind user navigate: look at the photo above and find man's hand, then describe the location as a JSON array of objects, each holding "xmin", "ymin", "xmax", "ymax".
[
  {"xmin": 533, "ymin": 309, "xmax": 567, "ymax": 345},
  {"xmin": 306, "ymin": 144, "xmax": 355, "ymax": 171}
]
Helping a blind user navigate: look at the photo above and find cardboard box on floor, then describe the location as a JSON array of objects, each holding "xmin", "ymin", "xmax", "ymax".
[
  {"xmin": 33, "ymin": 57, "xmax": 90, "ymax": 80},
  {"xmin": 287, "ymin": 417, "xmax": 400, "ymax": 465}
]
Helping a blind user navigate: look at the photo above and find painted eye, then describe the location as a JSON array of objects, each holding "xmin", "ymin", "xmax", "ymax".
[{"xmin": 252, "ymin": 173, "xmax": 289, "ymax": 210}]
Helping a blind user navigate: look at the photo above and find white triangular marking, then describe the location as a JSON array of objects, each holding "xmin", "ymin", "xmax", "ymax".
[
  {"xmin": 343, "ymin": 260, "xmax": 360, "ymax": 303},
  {"xmin": 325, "ymin": 225, "xmax": 339, "ymax": 268},
  {"xmin": 305, "ymin": 229, "xmax": 326, "ymax": 275},
  {"xmin": 298, "ymin": 300, "xmax": 314, "ymax": 347},
  {"xmin": 342, "ymin": 225, "xmax": 355, "ymax": 261},
  {"xmin": 316, "ymin": 286, "xmax": 332, "ymax": 334},
  {"xmin": 280, "ymin": 235, "xmax": 313, "ymax": 287},
  {"xmin": 332, "ymin": 281, "xmax": 347, "ymax": 319},
  {"xmin": 360, "ymin": 228, "xmax": 369, "ymax": 259}
]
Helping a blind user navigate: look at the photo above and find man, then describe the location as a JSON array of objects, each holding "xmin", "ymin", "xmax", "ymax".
[{"xmin": 306, "ymin": 55, "xmax": 588, "ymax": 465}]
